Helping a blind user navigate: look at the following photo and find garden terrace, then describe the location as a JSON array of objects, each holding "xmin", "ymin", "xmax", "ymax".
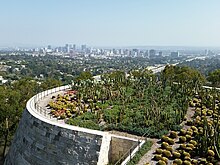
[
  {"xmin": 46, "ymin": 70, "xmax": 194, "ymax": 138},
  {"xmin": 33, "ymin": 86, "xmax": 145, "ymax": 164}
]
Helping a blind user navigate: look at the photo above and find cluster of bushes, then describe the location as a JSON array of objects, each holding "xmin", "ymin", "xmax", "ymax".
[
  {"xmin": 67, "ymin": 112, "xmax": 100, "ymax": 130},
  {"xmin": 106, "ymin": 124, "xmax": 169, "ymax": 138}
]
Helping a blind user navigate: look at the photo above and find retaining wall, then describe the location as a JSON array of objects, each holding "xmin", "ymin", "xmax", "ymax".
[
  {"xmin": 4, "ymin": 86, "xmax": 143, "ymax": 165},
  {"xmin": 4, "ymin": 110, "xmax": 102, "ymax": 165}
]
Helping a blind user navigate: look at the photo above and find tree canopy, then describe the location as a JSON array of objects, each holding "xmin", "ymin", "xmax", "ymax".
[
  {"xmin": 0, "ymin": 78, "xmax": 62, "ymax": 158},
  {"xmin": 162, "ymin": 65, "xmax": 205, "ymax": 87},
  {"xmin": 207, "ymin": 69, "xmax": 220, "ymax": 87}
]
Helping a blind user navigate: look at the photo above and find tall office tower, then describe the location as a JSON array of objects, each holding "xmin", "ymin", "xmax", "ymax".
[
  {"xmin": 46, "ymin": 45, "xmax": 52, "ymax": 53},
  {"xmin": 144, "ymin": 50, "xmax": 149, "ymax": 58},
  {"xmin": 81, "ymin": 44, "xmax": 86, "ymax": 52},
  {"xmin": 72, "ymin": 44, "xmax": 76, "ymax": 51},
  {"xmin": 65, "ymin": 44, "xmax": 70, "ymax": 53},
  {"xmin": 113, "ymin": 49, "xmax": 118, "ymax": 54},
  {"xmin": 58, "ymin": 46, "xmax": 63, "ymax": 52},
  {"xmin": 132, "ymin": 49, "xmax": 139, "ymax": 57},
  {"xmin": 170, "ymin": 51, "xmax": 180, "ymax": 57},
  {"xmin": 149, "ymin": 49, "xmax": 156, "ymax": 58},
  {"xmin": 158, "ymin": 51, "xmax": 163, "ymax": 56},
  {"xmin": 119, "ymin": 49, "xmax": 124, "ymax": 55},
  {"xmin": 139, "ymin": 50, "xmax": 144, "ymax": 57},
  {"xmin": 47, "ymin": 45, "xmax": 52, "ymax": 50}
]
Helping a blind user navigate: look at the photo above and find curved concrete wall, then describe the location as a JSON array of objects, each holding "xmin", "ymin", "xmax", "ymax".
[
  {"xmin": 4, "ymin": 86, "xmax": 142, "ymax": 165},
  {"xmin": 4, "ymin": 109, "xmax": 102, "ymax": 165}
]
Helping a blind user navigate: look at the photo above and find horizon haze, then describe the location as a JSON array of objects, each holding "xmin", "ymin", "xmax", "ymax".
[{"xmin": 1, "ymin": 0, "xmax": 220, "ymax": 47}]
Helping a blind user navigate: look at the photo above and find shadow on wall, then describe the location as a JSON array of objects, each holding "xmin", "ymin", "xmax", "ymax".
[{"xmin": 108, "ymin": 137, "xmax": 138, "ymax": 164}]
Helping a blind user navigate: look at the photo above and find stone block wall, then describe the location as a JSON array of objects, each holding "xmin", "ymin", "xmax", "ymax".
[{"xmin": 4, "ymin": 110, "xmax": 102, "ymax": 165}]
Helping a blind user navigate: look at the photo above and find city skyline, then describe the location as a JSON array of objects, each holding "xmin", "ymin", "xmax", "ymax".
[{"xmin": 1, "ymin": 0, "xmax": 220, "ymax": 47}]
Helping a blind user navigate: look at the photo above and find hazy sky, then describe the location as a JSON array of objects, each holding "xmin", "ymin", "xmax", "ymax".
[{"xmin": 1, "ymin": 0, "xmax": 220, "ymax": 47}]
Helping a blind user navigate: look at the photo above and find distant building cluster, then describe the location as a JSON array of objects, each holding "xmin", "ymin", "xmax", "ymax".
[
  {"xmin": 1, "ymin": 44, "xmax": 219, "ymax": 59},
  {"xmin": 9, "ymin": 44, "xmax": 185, "ymax": 59}
]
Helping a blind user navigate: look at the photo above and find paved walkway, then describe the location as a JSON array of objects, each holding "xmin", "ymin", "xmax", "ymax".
[{"xmin": 36, "ymin": 90, "xmax": 66, "ymax": 124}]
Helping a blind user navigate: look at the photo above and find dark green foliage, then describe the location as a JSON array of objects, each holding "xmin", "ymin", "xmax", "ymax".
[
  {"xmin": 75, "ymin": 71, "xmax": 94, "ymax": 82},
  {"xmin": 67, "ymin": 112, "xmax": 100, "ymax": 130},
  {"xmin": 66, "ymin": 67, "xmax": 203, "ymax": 138},
  {"xmin": 0, "ymin": 78, "xmax": 62, "ymax": 158},
  {"xmin": 207, "ymin": 69, "xmax": 220, "ymax": 87},
  {"xmin": 179, "ymin": 57, "xmax": 220, "ymax": 77}
]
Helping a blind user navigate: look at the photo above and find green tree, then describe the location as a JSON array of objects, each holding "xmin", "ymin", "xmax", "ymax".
[
  {"xmin": 162, "ymin": 65, "xmax": 205, "ymax": 93},
  {"xmin": 0, "ymin": 87, "xmax": 21, "ymax": 158},
  {"xmin": 40, "ymin": 78, "xmax": 62, "ymax": 91},
  {"xmin": 75, "ymin": 71, "xmax": 93, "ymax": 82},
  {"xmin": 207, "ymin": 69, "xmax": 220, "ymax": 87}
]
